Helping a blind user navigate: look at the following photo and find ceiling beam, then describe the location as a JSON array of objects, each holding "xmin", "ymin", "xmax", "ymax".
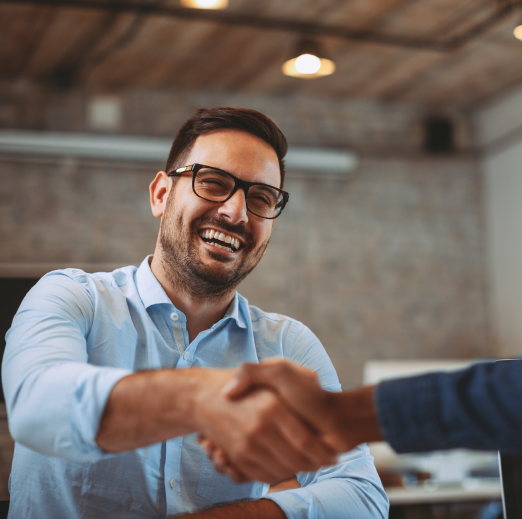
[{"xmin": 1, "ymin": 0, "xmax": 520, "ymax": 52}]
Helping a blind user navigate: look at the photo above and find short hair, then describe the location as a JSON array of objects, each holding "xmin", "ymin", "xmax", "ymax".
[{"xmin": 165, "ymin": 107, "xmax": 288, "ymax": 188}]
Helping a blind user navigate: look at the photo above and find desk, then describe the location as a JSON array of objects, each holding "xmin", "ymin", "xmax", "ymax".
[{"xmin": 386, "ymin": 479, "xmax": 501, "ymax": 505}]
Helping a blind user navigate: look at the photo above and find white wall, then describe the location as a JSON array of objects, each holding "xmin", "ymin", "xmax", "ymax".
[{"xmin": 477, "ymin": 85, "xmax": 522, "ymax": 357}]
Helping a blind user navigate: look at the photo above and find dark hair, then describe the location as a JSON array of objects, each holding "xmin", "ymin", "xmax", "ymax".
[{"xmin": 165, "ymin": 107, "xmax": 288, "ymax": 188}]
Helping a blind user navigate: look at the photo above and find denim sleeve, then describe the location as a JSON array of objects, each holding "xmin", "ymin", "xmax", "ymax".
[
  {"xmin": 265, "ymin": 321, "xmax": 389, "ymax": 519},
  {"xmin": 375, "ymin": 359, "xmax": 522, "ymax": 453},
  {"xmin": 2, "ymin": 272, "xmax": 132, "ymax": 462}
]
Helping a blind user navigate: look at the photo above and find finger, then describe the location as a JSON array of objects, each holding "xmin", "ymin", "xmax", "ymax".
[
  {"xmin": 229, "ymin": 439, "xmax": 294, "ymax": 484},
  {"xmin": 275, "ymin": 404, "xmax": 338, "ymax": 469},
  {"xmin": 222, "ymin": 365, "xmax": 255, "ymax": 399},
  {"xmin": 259, "ymin": 423, "xmax": 319, "ymax": 474},
  {"xmin": 226, "ymin": 360, "xmax": 318, "ymax": 402},
  {"xmin": 210, "ymin": 450, "xmax": 251, "ymax": 484},
  {"xmin": 229, "ymin": 361, "xmax": 334, "ymax": 437},
  {"xmin": 224, "ymin": 464, "xmax": 250, "ymax": 484},
  {"xmin": 198, "ymin": 437, "xmax": 217, "ymax": 457},
  {"xmin": 210, "ymin": 448, "xmax": 229, "ymax": 474}
]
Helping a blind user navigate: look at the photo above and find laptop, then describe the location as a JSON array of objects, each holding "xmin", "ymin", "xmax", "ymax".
[{"xmin": 499, "ymin": 453, "xmax": 522, "ymax": 518}]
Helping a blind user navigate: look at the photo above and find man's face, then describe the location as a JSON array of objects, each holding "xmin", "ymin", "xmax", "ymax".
[{"xmin": 159, "ymin": 129, "xmax": 281, "ymax": 298}]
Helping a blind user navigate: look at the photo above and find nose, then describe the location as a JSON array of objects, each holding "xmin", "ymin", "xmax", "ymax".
[{"xmin": 216, "ymin": 188, "xmax": 249, "ymax": 224}]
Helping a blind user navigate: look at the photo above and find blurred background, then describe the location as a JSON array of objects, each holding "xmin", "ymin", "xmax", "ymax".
[{"xmin": 2, "ymin": 0, "xmax": 522, "ymax": 517}]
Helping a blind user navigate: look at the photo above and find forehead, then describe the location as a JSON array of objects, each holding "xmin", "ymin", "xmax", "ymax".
[{"xmin": 184, "ymin": 129, "xmax": 281, "ymax": 187}]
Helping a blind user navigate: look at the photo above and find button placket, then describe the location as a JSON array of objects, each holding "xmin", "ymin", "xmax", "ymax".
[
  {"xmin": 170, "ymin": 313, "xmax": 187, "ymax": 355},
  {"xmin": 164, "ymin": 437, "xmax": 184, "ymax": 516}
]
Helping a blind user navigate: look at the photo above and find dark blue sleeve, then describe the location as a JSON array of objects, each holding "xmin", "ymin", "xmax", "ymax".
[{"xmin": 374, "ymin": 359, "xmax": 522, "ymax": 453}]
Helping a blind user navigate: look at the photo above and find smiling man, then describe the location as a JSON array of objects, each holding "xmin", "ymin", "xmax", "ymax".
[{"xmin": 3, "ymin": 108, "xmax": 388, "ymax": 519}]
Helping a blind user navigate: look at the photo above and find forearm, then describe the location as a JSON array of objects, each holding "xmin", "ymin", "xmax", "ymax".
[
  {"xmin": 96, "ymin": 368, "xmax": 219, "ymax": 452},
  {"xmin": 174, "ymin": 499, "xmax": 286, "ymax": 519},
  {"xmin": 375, "ymin": 359, "xmax": 522, "ymax": 453}
]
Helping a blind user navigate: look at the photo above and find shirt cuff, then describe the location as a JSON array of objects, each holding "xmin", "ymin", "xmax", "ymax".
[
  {"xmin": 374, "ymin": 373, "xmax": 447, "ymax": 453},
  {"xmin": 264, "ymin": 489, "xmax": 324, "ymax": 519},
  {"xmin": 69, "ymin": 366, "xmax": 133, "ymax": 461}
]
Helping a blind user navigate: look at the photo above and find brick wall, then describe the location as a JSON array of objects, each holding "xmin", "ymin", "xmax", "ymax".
[{"xmin": 0, "ymin": 82, "xmax": 490, "ymax": 388}]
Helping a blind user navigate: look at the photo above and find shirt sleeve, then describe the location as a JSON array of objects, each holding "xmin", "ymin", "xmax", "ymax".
[
  {"xmin": 375, "ymin": 359, "xmax": 522, "ymax": 453},
  {"xmin": 264, "ymin": 322, "xmax": 389, "ymax": 519},
  {"xmin": 2, "ymin": 271, "xmax": 132, "ymax": 462}
]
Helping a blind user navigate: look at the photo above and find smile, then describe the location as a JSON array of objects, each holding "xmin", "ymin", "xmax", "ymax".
[{"xmin": 199, "ymin": 229, "xmax": 242, "ymax": 253}]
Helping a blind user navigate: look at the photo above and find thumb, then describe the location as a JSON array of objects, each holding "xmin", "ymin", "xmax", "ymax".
[{"xmin": 222, "ymin": 363, "xmax": 259, "ymax": 399}]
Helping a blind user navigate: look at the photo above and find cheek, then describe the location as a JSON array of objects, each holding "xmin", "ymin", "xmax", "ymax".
[{"xmin": 254, "ymin": 221, "xmax": 273, "ymax": 244}]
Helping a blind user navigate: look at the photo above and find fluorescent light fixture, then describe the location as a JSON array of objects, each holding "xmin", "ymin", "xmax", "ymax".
[
  {"xmin": 285, "ymin": 146, "xmax": 357, "ymax": 174},
  {"xmin": 514, "ymin": 25, "xmax": 522, "ymax": 41},
  {"xmin": 0, "ymin": 130, "xmax": 357, "ymax": 175},
  {"xmin": 283, "ymin": 40, "xmax": 335, "ymax": 79},
  {"xmin": 180, "ymin": 0, "xmax": 228, "ymax": 9}
]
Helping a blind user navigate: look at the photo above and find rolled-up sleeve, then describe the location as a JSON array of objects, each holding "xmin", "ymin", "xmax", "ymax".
[
  {"xmin": 2, "ymin": 272, "xmax": 131, "ymax": 462},
  {"xmin": 265, "ymin": 444, "xmax": 388, "ymax": 519},
  {"xmin": 265, "ymin": 320, "xmax": 388, "ymax": 519}
]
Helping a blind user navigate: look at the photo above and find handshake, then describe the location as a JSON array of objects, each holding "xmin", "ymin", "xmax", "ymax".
[{"xmin": 195, "ymin": 359, "xmax": 383, "ymax": 485}]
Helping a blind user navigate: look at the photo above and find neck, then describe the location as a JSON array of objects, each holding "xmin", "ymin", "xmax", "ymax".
[{"xmin": 150, "ymin": 253, "xmax": 236, "ymax": 342}]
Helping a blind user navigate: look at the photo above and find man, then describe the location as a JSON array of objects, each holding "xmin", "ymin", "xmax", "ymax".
[
  {"xmin": 201, "ymin": 357, "xmax": 522, "ymax": 482},
  {"xmin": 3, "ymin": 108, "xmax": 388, "ymax": 519}
]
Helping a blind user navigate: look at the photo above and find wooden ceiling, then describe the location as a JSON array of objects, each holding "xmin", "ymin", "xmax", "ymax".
[{"xmin": 1, "ymin": 0, "xmax": 522, "ymax": 107}]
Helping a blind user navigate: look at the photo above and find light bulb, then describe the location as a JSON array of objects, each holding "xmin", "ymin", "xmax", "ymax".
[
  {"xmin": 180, "ymin": 0, "xmax": 228, "ymax": 9},
  {"xmin": 514, "ymin": 25, "xmax": 522, "ymax": 41},
  {"xmin": 294, "ymin": 54, "xmax": 321, "ymax": 75}
]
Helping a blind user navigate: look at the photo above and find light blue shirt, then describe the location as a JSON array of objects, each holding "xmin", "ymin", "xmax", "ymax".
[{"xmin": 3, "ymin": 256, "xmax": 388, "ymax": 519}]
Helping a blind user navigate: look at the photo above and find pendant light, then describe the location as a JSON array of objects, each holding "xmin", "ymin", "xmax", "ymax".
[
  {"xmin": 282, "ymin": 40, "xmax": 336, "ymax": 79},
  {"xmin": 180, "ymin": 0, "xmax": 228, "ymax": 9}
]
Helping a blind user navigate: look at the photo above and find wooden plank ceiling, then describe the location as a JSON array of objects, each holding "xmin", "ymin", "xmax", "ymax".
[{"xmin": 0, "ymin": 0, "xmax": 521, "ymax": 107}]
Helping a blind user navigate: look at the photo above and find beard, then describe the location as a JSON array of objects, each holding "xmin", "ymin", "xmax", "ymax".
[{"xmin": 158, "ymin": 190, "xmax": 270, "ymax": 301}]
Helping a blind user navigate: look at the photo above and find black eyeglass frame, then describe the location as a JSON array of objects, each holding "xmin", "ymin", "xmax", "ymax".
[{"xmin": 167, "ymin": 163, "xmax": 290, "ymax": 220}]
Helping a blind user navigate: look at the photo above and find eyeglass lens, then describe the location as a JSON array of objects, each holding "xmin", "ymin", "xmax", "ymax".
[{"xmin": 194, "ymin": 167, "xmax": 284, "ymax": 218}]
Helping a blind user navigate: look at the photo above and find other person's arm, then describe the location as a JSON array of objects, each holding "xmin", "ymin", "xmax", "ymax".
[{"xmin": 224, "ymin": 357, "xmax": 522, "ymax": 454}]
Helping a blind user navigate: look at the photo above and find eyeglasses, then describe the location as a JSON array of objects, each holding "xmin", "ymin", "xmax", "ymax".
[{"xmin": 168, "ymin": 163, "xmax": 289, "ymax": 220}]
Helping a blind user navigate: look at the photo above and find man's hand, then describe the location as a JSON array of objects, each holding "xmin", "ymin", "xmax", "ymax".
[
  {"xmin": 199, "ymin": 359, "xmax": 383, "ymax": 480},
  {"xmin": 97, "ymin": 367, "xmax": 336, "ymax": 485},
  {"xmin": 191, "ymin": 369, "xmax": 337, "ymax": 484},
  {"xmin": 227, "ymin": 359, "xmax": 383, "ymax": 451}
]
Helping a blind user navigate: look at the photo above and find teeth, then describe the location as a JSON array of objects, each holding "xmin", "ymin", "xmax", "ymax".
[
  {"xmin": 200, "ymin": 229, "xmax": 241, "ymax": 251},
  {"xmin": 213, "ymin": 243, "xmax": 232, "ymax": 252}
]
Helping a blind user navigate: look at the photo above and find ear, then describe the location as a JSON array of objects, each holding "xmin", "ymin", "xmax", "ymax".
[{"xmin": 150, "ymin": 171, "xmax": 171, "ymax": 218}]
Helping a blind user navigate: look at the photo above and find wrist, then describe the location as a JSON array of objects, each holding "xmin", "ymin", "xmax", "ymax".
[
  {"xmin": 186, "ymin": 368, "xmax": 237, "ymax": 433},
  {"xmin": 333, "ymin": 386, "xmax": 383, "ymax": 449}
]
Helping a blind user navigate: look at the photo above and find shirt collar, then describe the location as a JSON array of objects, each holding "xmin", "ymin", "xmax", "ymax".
[
  {"xmin": 135, "ymin": 255, "xmax": 172, "ymax": 309},
  {"xmin": 135, "ymin": 255, "xmax": 248, "ymax": 329},
  {"xmin": 223, "ymin": 292, "xmax": 248, "ymax": 329}
]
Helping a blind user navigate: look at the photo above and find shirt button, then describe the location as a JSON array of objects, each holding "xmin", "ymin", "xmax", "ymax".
[
  {"xmin": 170, "ymin": 313, "xmax": 179, "ymax": 321},
  {"xmin": 183, "ymin": 351, "xmax": 189, "ymax": 360},
  {"xmin": 169, "ymin": 478, "xmax": 176, "ymax": 488}
]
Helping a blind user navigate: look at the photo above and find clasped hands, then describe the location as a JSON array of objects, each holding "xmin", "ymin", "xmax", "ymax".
[{"xmin": 194, "ymin": 359, "xmax": 378, "ymax": 485}]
